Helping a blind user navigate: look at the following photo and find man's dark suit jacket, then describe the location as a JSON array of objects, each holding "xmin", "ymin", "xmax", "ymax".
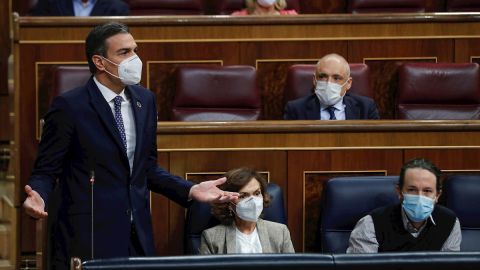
[
  {"xmin": 284, "ymin": 92, "xmax": 380, "ymax": 120},
  {"xmin": 28, "ymin": 78, "xmax": 192, "ymax": 267},
  {"xmin": 30, "ymin": 0, "xmax": 129, "ymax": 16}
]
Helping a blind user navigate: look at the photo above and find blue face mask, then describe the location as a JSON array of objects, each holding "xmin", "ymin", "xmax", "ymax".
[{"xmin": 402, "ymin": 194, "xmax": 435, "ymax": 222}]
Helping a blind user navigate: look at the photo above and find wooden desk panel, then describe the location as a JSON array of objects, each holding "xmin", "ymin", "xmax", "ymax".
[{"xmin": 155, "ymin": 120, "xmax": 480, "ymax": 253}]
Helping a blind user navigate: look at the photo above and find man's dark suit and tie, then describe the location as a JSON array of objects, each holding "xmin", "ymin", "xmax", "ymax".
[
  {"xmin": 31, "ymin": 0, "xmax": 130, "ymax": 16},
  {"xmin": 23, "ymin": 22, "xmax": 238, "ymax": 269},
  {"xmin": 284, "ymin": 53, "xmax": 379, "ymax": 120}
]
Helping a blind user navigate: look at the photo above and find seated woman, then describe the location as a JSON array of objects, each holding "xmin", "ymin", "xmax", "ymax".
[
  {"xmin": 231, "ymin": 0, "xmax": 298, "ymax": 16},
  {"xmin": 199, "ymin": 167, "xmax": 295, "ymax": 254}
]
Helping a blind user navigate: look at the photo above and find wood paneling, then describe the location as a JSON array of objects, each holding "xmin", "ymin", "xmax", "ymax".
[
  {"xmin": 404, "ymin": 149, "xmax": 480, "ymax": 171},
  {"xmin": 455, "ymin": 39, "xmax": 480, "ymax": 62},
  {"xmin": 156, "ymin": 120, "xmax": 480, "ymax": 149}
]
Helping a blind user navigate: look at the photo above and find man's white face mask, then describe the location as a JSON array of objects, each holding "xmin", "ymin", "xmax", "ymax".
[
  {"xmin": 315, "ymin": 80, "xmax": 348, "ymax": 106},
  {"xmin": 102, "ymin": 54, "xmax": 143, "ymax": 85}
]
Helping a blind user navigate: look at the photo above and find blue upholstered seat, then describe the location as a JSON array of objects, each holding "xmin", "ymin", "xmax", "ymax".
[
  {"xmin": 320, "ymin": 176, "xmax": 400, "ymax": 253},
  {"xmin": 444, "ymin": 175, "xmax": 480, "ymax": 251}
]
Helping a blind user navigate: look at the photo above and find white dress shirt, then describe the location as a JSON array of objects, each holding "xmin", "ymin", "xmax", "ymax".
[
  {"xmin": 94, "ymin": 77, "xmax": 136, "ymax": 172},
  {"xmin": 235, "ymin": 227, "xmax": 263, "ymax": 253}
]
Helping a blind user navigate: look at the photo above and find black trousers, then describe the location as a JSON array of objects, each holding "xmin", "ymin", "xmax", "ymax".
[{"xmin": 129, "ymin": 223, "xmax": 145, "ymax": 256}]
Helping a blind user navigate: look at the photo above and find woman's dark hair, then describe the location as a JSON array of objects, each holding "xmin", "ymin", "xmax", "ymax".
[
  {"xmin": 399, "ymin": 158, "xmax": 442, "ymax": 192},
  {"xmin": 85, "ymin": 22, "xmax": 129, "ymax": 74},
  {"xmin": 212, "ymin": 167, "xmax": 271, "ymax": 225}
]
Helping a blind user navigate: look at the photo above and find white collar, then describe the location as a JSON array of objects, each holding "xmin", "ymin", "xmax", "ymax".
[{"xmin": 93, "ymin": 76, "xmax": 128, "ymax": 103}]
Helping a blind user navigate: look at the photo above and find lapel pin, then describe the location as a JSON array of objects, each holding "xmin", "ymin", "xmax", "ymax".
[{"xmin": 136, "ymin": 101, "xmax": 142, "ymax": 108}]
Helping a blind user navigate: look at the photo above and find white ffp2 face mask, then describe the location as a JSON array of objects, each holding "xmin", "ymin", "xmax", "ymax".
[
  {"xmin": 102, "ymin": 54, "xmax": 143, "ymax": 85},
  {"xmin": 234, "ymin": 196, "xmax": 263, "ymax": 222},
  {"xmin": 257, "ymin": 0, "xmax": 276, "ymax": 7},
  {"xmin": 315, "ymin": 80, "xmax": 348, "ymax": 106}
]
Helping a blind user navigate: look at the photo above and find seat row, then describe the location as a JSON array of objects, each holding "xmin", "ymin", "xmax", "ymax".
[
  {"xmin": 125, "ymin": 0, "xmax": 480, "ymax": 15},
  {"xmin": 185, "ymin": 174, "xmax": 480, "ymax": 254},
  {"xmin": 17, "ymin": 0, "xmax": 480, "ymax": 16},
  {"xmin": 51, "ymin": 62, "xmax": 480, "ymax": 120}
]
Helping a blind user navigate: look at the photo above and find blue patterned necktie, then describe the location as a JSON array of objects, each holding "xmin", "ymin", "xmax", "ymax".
[
  {"xmin": 326, "ymin": 106, "xmax": 336, "ymax": 120},
  {"xmin": 113, "ymin": 96, "xmax": 127, "ymax": 151}
]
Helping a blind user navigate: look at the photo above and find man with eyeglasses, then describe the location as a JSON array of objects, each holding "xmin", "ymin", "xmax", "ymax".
[
  {"xmin": 347, "ymin": 158, "xmax": 461, "ymax": 253},
  {"xmin": 284, "ymin": 53, "xmax": 379, "ymax": 120}
]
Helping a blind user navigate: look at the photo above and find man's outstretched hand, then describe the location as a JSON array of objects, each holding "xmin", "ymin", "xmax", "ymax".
[
  {"xmin": 189, "ymin": 177, "xmax": 239, "ymax": 203},
  {"xmin": 23, "ymin": 185, "xmax": 48, "ymax": 219}
]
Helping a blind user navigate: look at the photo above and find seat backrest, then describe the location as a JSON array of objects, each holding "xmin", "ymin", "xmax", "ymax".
[
  {"xmin": 443, "ymin": 175, "xmax": 480, "ymax": 251},
  {"xmin": 347, "ymin": 0, "xmax": 427, "ymax": 13},
  {"xmin": 396, "ymin": 63, "xmax": 480, "ymax": 119},
  {"xmin": 446, "ymin": 0, "xmax": 480, "ymax": 11},
  {"xmin": 284, "ymin": 0, "xmax": 301, "ymax": 12},
  {"xmin": 320, "ymin": 176, "xmax": 400, "ymax": 253},
  {"xmin": 51, "ymin": 66, "xmax": 91, "ymax": 104},
  {"xmin": 126, "ymin": 0, "xmax": 205, "ymax": 15},
  {"xmin": 172, "ymin": 65, "xmax": 261, "ymax": 121},
  {"xmin": 283, "ymin": 63, "xmax": 372, "ymax": 103},
  {"xmin": 184, "ymin": 182, "xmax": 286, "ymax": 254}
]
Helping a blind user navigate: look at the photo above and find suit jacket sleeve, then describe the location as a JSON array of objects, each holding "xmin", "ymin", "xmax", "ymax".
[
  {"xmin": 113, "ymin": 0, "xmax": 130, "ymax": 15},
  {"xmin": 92, "ymin": 0, "xmax": 130, "ymax": 16},
  {"xmin": 283, "ymin": 102, "xmax": 296, "ymax": 120},
  {"xmin": 30, "ymin": 0, "xmax": 52, "ymax": 15},
  {"xmin": 28, "ymin": 96, "xmax": 74, "ymax": 205},
  {"xmin": 145, "ymin": 92, "xmax": 194, "ymax": 207},
  {"xmin": 368, "ymin": 101, "xmax": 380, "ymax": 119}
]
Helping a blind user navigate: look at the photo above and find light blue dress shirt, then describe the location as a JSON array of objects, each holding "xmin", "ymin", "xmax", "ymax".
[
  {"xmin": 320, "ymin": 99, "xmax": 346, "ymax": 120},
  {"xmin": 73, "ymin": 0, "xmax": 97, "ymax": 16}
]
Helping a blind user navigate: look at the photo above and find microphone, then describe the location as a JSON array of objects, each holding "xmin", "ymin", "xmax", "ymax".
[{"xmin": 90, "ymin": 169, "xmax": 95, "ymax": 260}]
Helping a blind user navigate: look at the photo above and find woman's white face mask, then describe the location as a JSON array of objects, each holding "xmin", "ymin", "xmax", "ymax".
[
  {"xmin": 233, "ymin": 196, "xmax": 263, "ymax": 222},
  {"xmin": 257, "ymin": 0, "xmax": 276, "ymax": 8}
]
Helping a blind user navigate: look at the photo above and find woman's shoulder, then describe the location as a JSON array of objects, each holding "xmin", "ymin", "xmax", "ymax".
[{"xmin": 259, "ymin": 219, "xmax": 288, "ymax": 230}]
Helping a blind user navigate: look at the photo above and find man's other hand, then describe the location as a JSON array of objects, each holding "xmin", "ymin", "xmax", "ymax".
[
  {"xmin": 189, "ymin": 177, "xmax": 239, "ymax": 203},
  {"xmin": 23, "ymin": 185, "xmax": 48, "ymax": 219}
]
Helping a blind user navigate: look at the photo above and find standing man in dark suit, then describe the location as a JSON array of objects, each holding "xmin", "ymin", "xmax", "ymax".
[
  {"xmin": 284, "ymin": 53, "xmax": 379, "ymax": 120},
  {"xmin": 23, "ymin": 22, "xmax": 238, "ymax": 269},
  {"xmin": 31, "ymin": 0, "xmax": 129, "ymax": 16}
]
